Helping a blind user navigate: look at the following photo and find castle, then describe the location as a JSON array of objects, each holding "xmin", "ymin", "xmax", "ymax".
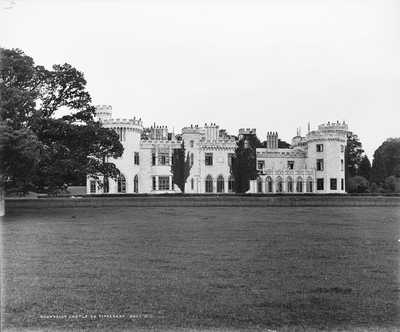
[{"xmin": 87, "ymin": 105, "xmax": 348, "ymax": 194}]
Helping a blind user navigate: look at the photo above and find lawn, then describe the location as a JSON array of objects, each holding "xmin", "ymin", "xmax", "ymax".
[{"xmin": 1, "ymin": 206, "xmax": 399, "ymax": 332}]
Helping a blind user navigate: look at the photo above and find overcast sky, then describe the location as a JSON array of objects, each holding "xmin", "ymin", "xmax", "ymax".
[{"xmin": 1, "ymin": 0, "xmax": 399, "ymax": 158}]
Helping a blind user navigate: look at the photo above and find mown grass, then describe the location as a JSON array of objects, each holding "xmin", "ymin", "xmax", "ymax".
[{"xmin": 1, "ymin": 206, "xmax": 399, "ymax": 332}]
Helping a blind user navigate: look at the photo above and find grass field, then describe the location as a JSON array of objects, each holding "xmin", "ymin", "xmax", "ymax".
[{"xmin": 1, "ymin": 206, "xmax": 399, "ymax": 332}]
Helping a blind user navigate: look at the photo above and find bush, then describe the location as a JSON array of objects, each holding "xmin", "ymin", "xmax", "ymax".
[{"xmin": 348, "ymin": 176, "xmax": 369, "ymax": 193}]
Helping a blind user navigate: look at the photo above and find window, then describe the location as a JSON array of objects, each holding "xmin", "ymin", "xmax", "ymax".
[
  {"xmin": 205, "ymin": 153, "xmax": 213, "ymax": 166},
  {"xmin": 159, "ymin": 176, "xmax": 170, "ymax": 190},
  {"xmin": 330, "ymin": 178, "xmax": 337, "ymax": 190},
  {"xmin": 317, "ymin": 159, "xmax": 324, "ymax": 171},
  {"xmin": 296, "ymin": 177, "xmax": 303, "ymax": 193},
  {"xmin": 341, "ymin": 145, "xmax": 344, "ymax": 153},
  {"xmin": 341, "ymin": 159, "xmax": 344, "ymax": 171},
  {"xmin": 276, "ymin": 177, "xmax": 283, "ymax": 193},
  {"xmin": 257, "ymin": 177, "xmax": 263, "ymax": 193},
  {"xmin": 228, "ymin": 175, "xmax": 235, "ymax": 193},
  {"xmin": 90, "ymin": 180, "xmax": 96, "ymax": 194},
  {"xmin": 258, "ymin": 161, "xmax": 265, "ymax": 170},
  {"xmin": 228, "ymin": 153, "xmax": 235, "ymax": 166},
  {"xmin": 317, "ymin": 178, "xmax": 324, "ymax": 191},
  {"xmin": 190, "ymin": 140, "xmax": 194, "ymax": 148},
  {"xmin": 287, "ymin": 161, "xmax": 294, "ymax": 169},
  {"xmin": 306, "ymin": 177, "xmax": 313, "ymax": 193},
  {"xmin": 134, "ymin": 175, "xmax": 139, "ymax": 193},
  {"xmin": 117, "ymin": 175, "xmax": 126, "ymax": 193},
  {"xmin": 266, "ymin": 176, "xmax": 273, "ymax": 193},
  {"xmin": 152, "ymin": 177, "xmax": 156, "ymax": 190},
  {"xmin": 316, "ymin": 144, "xmax": 323, "ymax": 152},
  {"xmin": 217, "ymin": 175, "xmax": 224, "ymax": 193},
  {"xmin": 103, "ymin": 177, "xmax": 109, "ymax": 193},
  {"xmin": 152, "ymin": 153, "xmax": 156, "ymax": 165},
  {"xmin": 191, "ymin": 178, "xmax": 194, "ymax": 190},
  {"xmin": 205, "ymin": 175, "xmax": 213, "ymax": 193},
  {"xmin": 190, "ymin": 153, "xmax": 194, "ymax": 166},
  {"xmin": 287, "ymin": 177, "xmax": 293, "ymax": 193},
  {"xmin": 134, "ymin": 152, "xmax": 139, "ymax": 165},
  {"xmin": 341, "ymin": 178, "xmax": 344, "ymax": 190},
  {"xmin": 159, "ymin": 153, "xmax": 169, "ymax": 165}
]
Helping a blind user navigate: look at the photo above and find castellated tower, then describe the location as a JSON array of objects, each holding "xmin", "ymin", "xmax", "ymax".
[
  {"xmin": 93, "ymin": 105, "xmax": 144, "ymax": 194},
  {"xmin": 306, "ymin": 121, "xmax": 348, "ymax": 193}
]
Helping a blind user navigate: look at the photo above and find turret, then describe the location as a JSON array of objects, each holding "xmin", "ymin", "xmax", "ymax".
[{"xmin": 95, "ymin": 105, "xmax": 112, "ymax": 122}]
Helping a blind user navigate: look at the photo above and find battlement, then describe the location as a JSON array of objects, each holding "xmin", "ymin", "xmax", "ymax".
[
  {"xmin": 182, "ymin": 125, "xmax": 203, "ymax": 134},
  {"xmin": 318, "ymin": 121, "xmax": 348, "ymax": 132},
  {"xmin": 96, "ymin": 105, "xmax": 112, "ymax": 111},
  {"xmin": 102, "ymin": 118, "xmax": 143, "ymax": 126},
  {"xmin": 239, "ymin": 128, "xmax": 257, "ymax": 135}
]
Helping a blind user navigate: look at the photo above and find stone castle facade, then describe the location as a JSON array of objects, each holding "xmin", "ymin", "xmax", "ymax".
[{"xmin": 87, "ymin": 105, "xmax": 348, "ymax": 194}]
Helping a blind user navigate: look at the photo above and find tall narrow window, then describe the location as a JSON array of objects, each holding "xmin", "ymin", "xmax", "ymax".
[
  {"xmin": 306, "ymin": 177, "xmax": 313, "ymax": 193},
  {"xmin": 190, "ymin": 140, "xmax": 194, "ymax": 148},
  {"xmin": 228, "ymin": 153, "xmax": 235, "ymax": 167},
  {"xmin": 317, "ymin": 178, "xmax": 324, "ymax": 191},
  {"xmin": 217, "ymin": 175, "xmax": 224, "ymax": 193},
  {"xmin": 266, "ymin": 176, "xmax": 273, "ymax": 193},
  {"xmin": 205, "ymin": 175, "xmax": 213, "ymax": 193},
  {"xmin": 341, "ymin": 178, "xmax": 344, "ymax": 190},
  {"xmin": 134, "ymin": 152, "xmax": 140, "ymax": 165},
  {"xmin": 296, "ymin": 177, "xmax": 303, "ymax": 193},
  {"xmin": 228, "ymin": 175, "xmax": 235, "ymax": 193},
  {"xmin": 205, "ymin": 153, "xmax": 213, "ymax": 166},
  {"xmin": 330, "ymin": 178, "xmax": 337, "ymax": 190},
  {"xmin": 317, "ymin": 159, "xmax": 324, "ymax": 171},
  {"xmin": 276, "ymin": 177, "xmax": 283, "ymax": 193},
  {"xmin": 152, "ymin": 153, "xmax": 156, "ymax": 166},
  {"xmin": 134, "ymin": 175, "xmax": 139, "ymax": 193},
  {"xmin": 287, "ymin": 177, "xmax": 293, "ymax": 193},
  {"xmin": 90, "ymin": 180, "xmax": 96, "ymax": 194},
  {"xmin": 103, "ymin": 177, "xmax": 109, "ymax": 193},
  {"xmin": 257, "ymin": 176, "xmax": 263, "ymax": 193},
  {"xmin": 190, "ymin": 153, "xmax": 194, "ymax": 166},
  {"xmin": 117, "ymin": 175, "xmax": 126, "ymax": 193},
  {"xmin": 152, "ymin": 177, "xmax": 156, "ymax": 190},
  {"xmin": 341, "ymin": 159, "xmax": 344, "ymax": 171},
  {"xmin": 191, "ymin": 178, "xmax": 194, "ymax": 190}
]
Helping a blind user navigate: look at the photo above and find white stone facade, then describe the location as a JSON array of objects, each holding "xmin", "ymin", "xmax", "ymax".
[{"xmin": 87, "ymin": 106, "xmax": 348, "ymax": 194}]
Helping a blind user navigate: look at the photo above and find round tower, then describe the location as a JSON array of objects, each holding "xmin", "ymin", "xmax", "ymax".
[
  {"xmin": 95, "ymin": 105, "xmax": 113, "ymax": 122},
  {"xmin": 306, "ymin": 121, "xmax": 348, "ymax": 193}
]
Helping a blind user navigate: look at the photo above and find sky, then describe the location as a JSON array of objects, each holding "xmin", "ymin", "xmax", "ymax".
[{"xmin": 1, "ymin": 0, "xmax": 399, "ymax": 158}]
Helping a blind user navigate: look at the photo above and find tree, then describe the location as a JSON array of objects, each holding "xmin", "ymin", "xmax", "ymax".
[
  {"xmin": 373, "ymin": 138, "xmax": 400, "ymax": 177},
  {"xmin": 230, "ymin": 134, "xmax": 259, "ymax": 193},
  {"xmin": 347, "ymin": 176, "xmax": 369, "ymax": 193},
  {"xmin": 346, "ymin": 131, "xmax": 365, "ymax": 177},
  {"xmin": 278, "ymin": 139, "xmax": 291, "ymax": 148},
  {"xmin": 0, "ymin": 48, "xmax": 123, "ymax": 196},
  {"xmin": 357, "ymin": 155, "xmax": 371, "ymax": 180},
  {"xmin": 370, "ymin": 149, "xmax": 387, "ymax": 186},
  {"xmin": 170, "ymin": 143, "xmax": 192, "ymax": 193}
]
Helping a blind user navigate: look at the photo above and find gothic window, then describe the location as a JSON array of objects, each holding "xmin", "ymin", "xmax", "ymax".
[
  {"xmin": 306, "ymin": 177, "xmax": 313, "ymax": 193},
  {"xmin": 257, "ymin": 176, "xmax": 263, "ymax": 193},
  {"xmin": 134, "ymin": 175, "xmax": 139, "ymax": 193},
  {"xmin": 228, "ymin": 175, "xmax": 235, "ymax": 193},
  {"xmin": 117, "ymin": 175, "xmax": 126, "ymax": 193},
  {"xmin": 266, "ymin": 176, "xmax": 273, "ymax": 193},
  {"xmin": 276, "ymin": 176, "xmax": 283, "ymax": 193},
  {"xmin": 296, "ymin": 177, "xmax": 303, "ymax": 193},
  {"xmin": 205, "ymin": 175, "xmax": 213, "ymax": 193},
  {"xmin": 287, "ymin": 176, "xmax": 293, "ymax": 193},
  {"xmin": 217, "ymin": 175, "xmax": 225, "ymax": 193}
]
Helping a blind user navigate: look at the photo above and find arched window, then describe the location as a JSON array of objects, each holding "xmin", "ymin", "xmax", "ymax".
[
  {"xmin": 257, "ymin": 176, "xmax": 263, "ymax": 193},
  {"xmin": 205, "ymin": 175, "xmax": 213, "ymax": 193},
  {"xmin": 217, "ymin": 175, "xmax": 224, "ymax": 193},
  {"xmin": 306, "ymin": 176, "xmax": 313, "ymax": 193},
  {"xmin": 287, "ymin": 176, "xmax": 293, "ymax": 193},
  {"xmin": 134, "ymin": 175, "xmax": 139, "ymax": 193},
  {"xmin": 296, "ymin": 176, "xmax": 303, "ymax": 193},
  {"xmin": 117, "ymin": 174, "xmax": 126, "ymax": 193},
  {"xmin": 228, "ymin": 175, "xmax": 235, "ymax": 193},
  {"xmin": 276, "ymin": 176, "xmax": 283, "ymax": 193},
  {"xmin": 266, "ymin": 176, "xmax": 273, "ymax": 193}
]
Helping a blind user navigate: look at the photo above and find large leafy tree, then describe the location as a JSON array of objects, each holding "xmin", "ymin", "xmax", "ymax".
[
  {"xmin": 357, "ymin": 155, "xmax": 372, "ymax": 180},
  {"xmin": 345, "ymin": 131, "xmax": 365, "ymax": 177},
  {"xmin": 230, "ymin": 133, "xmax": 259, "ymax": 193},
  {"xmin": 370, "ymin": 149, "xmax": 387, "ymax": 186},
  {"xmin": 373, "ymin": 138, "xmax": 400, "ymax": 177},
  {"xmin": 170, "ymin": 143, "xmax": 192, "ymax": 193},
  {"xmin": 0, "ymin": 48, "xmax": 123, "ymax": 195}
]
